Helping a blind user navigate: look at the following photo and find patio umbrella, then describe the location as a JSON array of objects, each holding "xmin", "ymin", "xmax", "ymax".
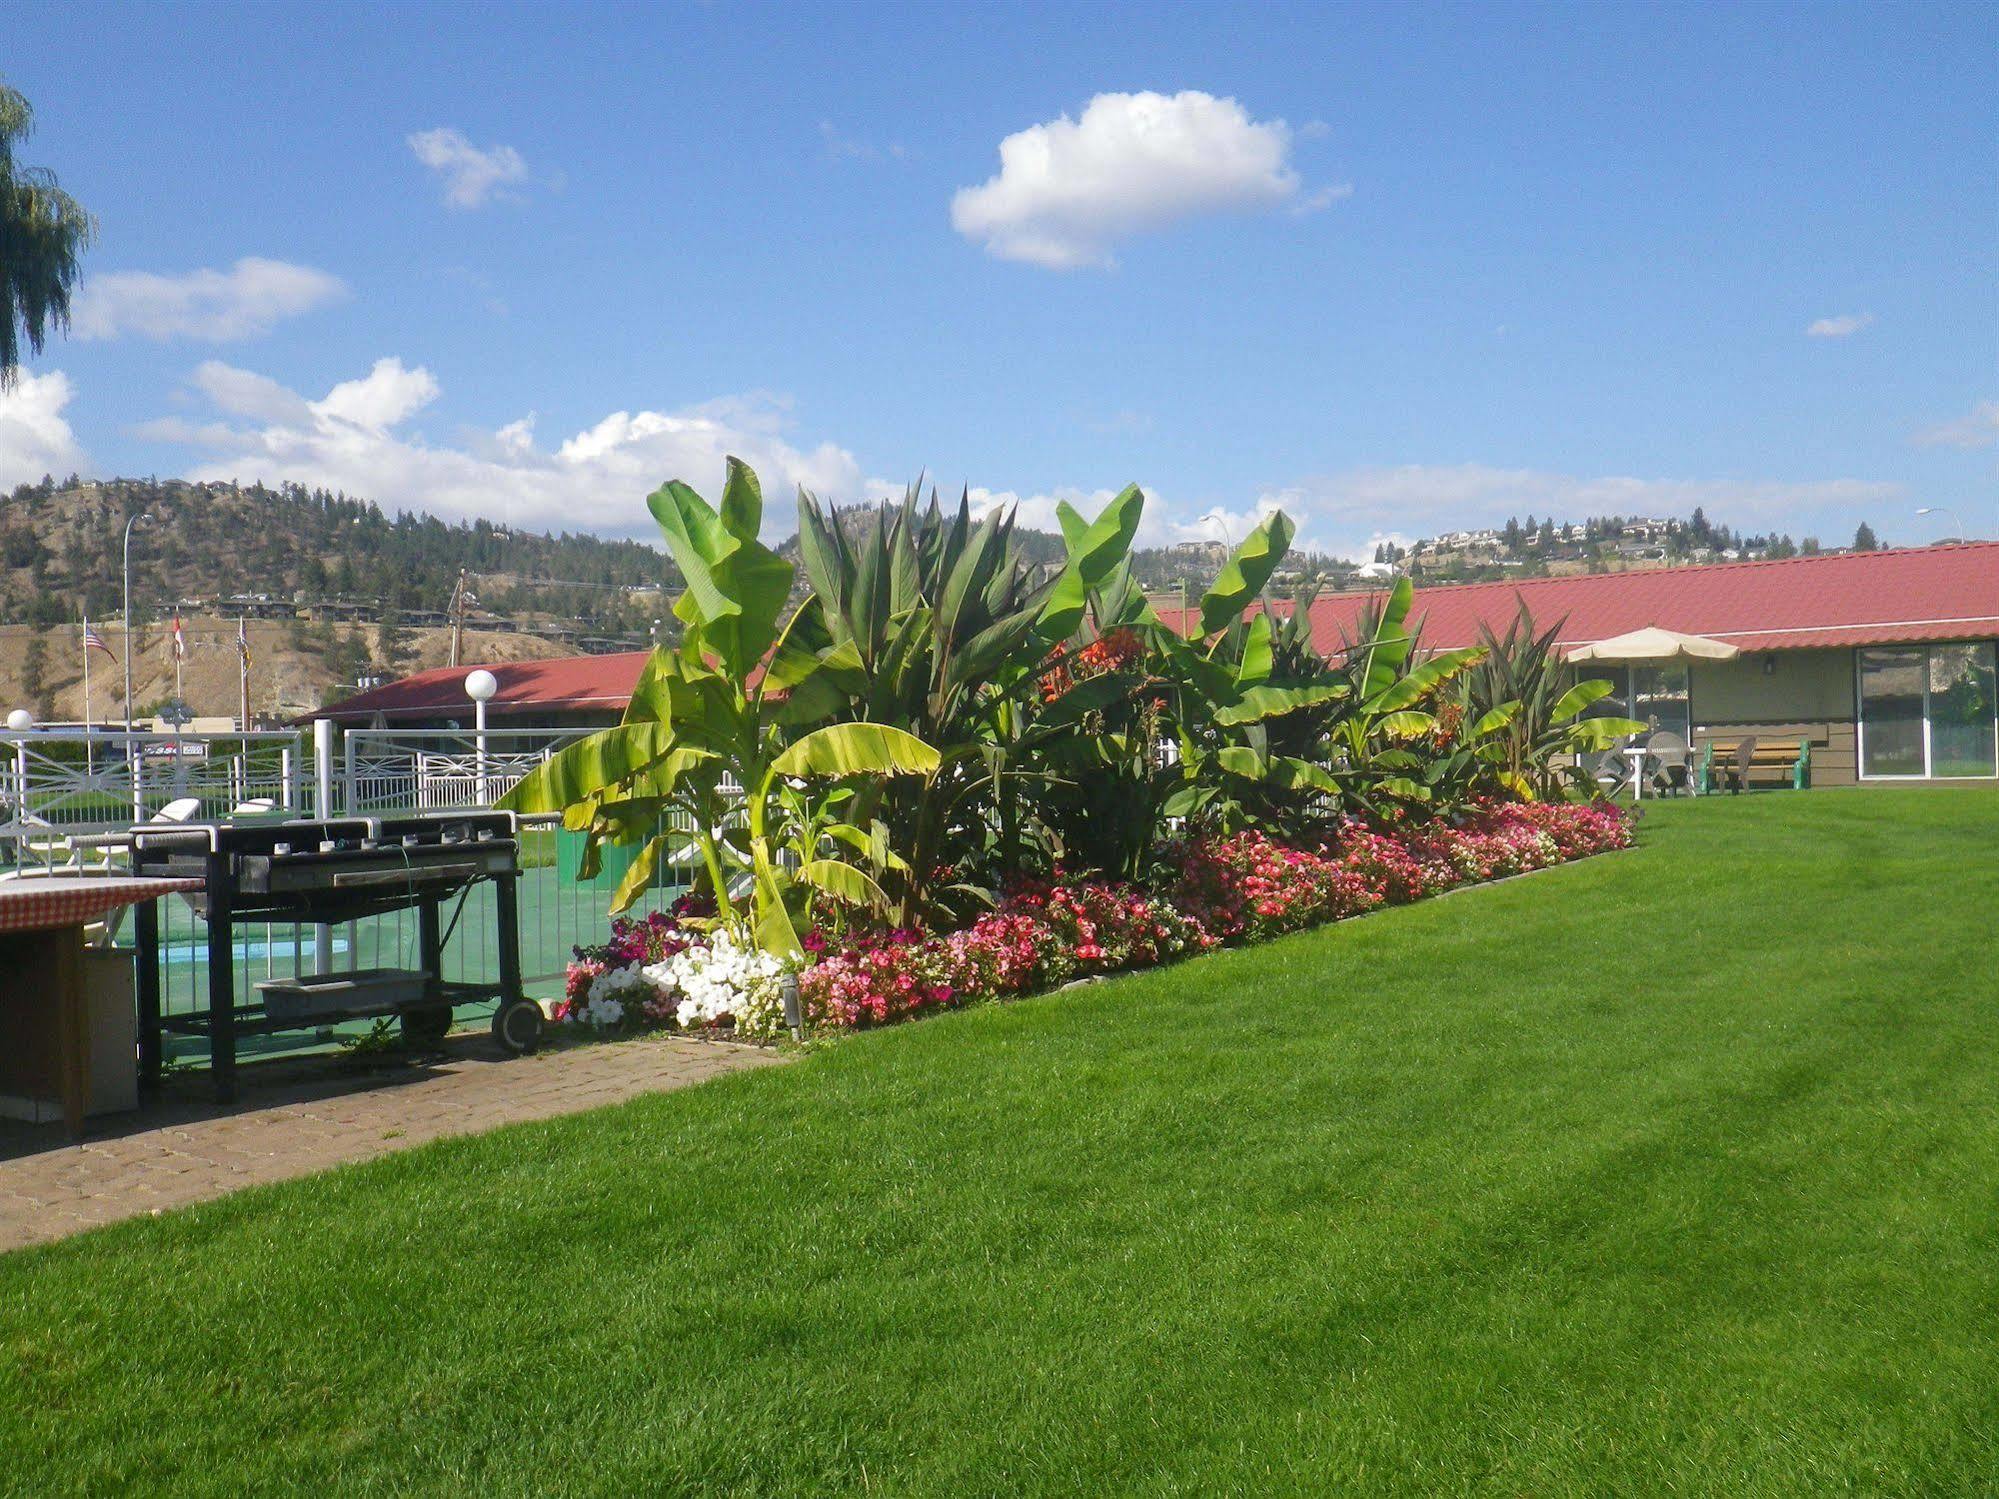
[
  {"xmin": 1568, "ymin": 627, "xmax": 1737, "ymax": 799},
  {"xmin": 1566, "ymin": 626, "xmax": 1741, "ymax": 663}
]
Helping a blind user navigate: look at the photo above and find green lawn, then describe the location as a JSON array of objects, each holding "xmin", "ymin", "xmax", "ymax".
[{"xmin": 4, "ymin": 788, "xmax": 1997, "ymax": 1495}]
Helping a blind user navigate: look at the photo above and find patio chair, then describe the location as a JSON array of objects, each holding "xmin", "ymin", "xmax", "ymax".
[
  {"xmin": 1646, "ymin": 731, "xmax": 1692, "ymax": 796},
  {"xmin": 1590, "ymin": 744, "xmax": 1633, "ymax": 795},
  {"xmin": 1718, "ymin": 736, "xmax": 1759, "ymax": 794}
]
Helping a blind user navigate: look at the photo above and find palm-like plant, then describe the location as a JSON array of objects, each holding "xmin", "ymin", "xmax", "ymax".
[
  {"xmin": 1457, "ymin": 603, "xmax": 1643, "ymax": 799},
  {"xmin": 500, "ymin": 460, "xmax": 941, "ymax": 954},
  {"xmin": 0, "ymin": 84, "xmax": 94, "ymax": 386},
  {"xmin": 795, "ymin": 481, "xmax": 1143, "ymax": 920}
]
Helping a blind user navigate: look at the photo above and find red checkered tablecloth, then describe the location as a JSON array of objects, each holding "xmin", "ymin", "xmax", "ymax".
[{"xmin": 0, "ymin": 876, "xmax": 207, "ymax": 935}]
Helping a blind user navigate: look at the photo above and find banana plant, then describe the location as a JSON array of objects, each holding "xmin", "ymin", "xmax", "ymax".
[
  {"xmin": 1034, "ymin": 509, "xmax": 1353, "ymax": 864},
  {"xmin": 499, "ymin": 459, "xmax": 940, "ymax": 955},
  {"xmin": 1319, "ymin": 576, "xmax": 1489, "ymax": 811}
]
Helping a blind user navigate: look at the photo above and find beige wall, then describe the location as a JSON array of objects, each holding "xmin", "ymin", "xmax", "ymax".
[
  {"xmin": 1690, "ymin": 648, "xmax": 1858, "ymax": 786},
  {"xmin": 1691, "ymin": 648, "xmax": 1854, "ymax": 723}
]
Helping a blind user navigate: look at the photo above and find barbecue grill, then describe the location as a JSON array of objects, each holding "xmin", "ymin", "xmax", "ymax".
[{"xmin": 127, "ymin": 811, "xmax": 542, "ymax": 1101}]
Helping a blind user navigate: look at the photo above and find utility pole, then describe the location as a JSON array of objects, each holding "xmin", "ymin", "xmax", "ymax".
[{"xmin": 447, "ymin": 570, "xmax": 477, "ymax": 667}]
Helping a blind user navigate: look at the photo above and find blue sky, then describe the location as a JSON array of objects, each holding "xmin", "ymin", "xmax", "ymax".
[{"xmin": 3, "ymin": 0, "xmax": 1994, "ymax": 556}]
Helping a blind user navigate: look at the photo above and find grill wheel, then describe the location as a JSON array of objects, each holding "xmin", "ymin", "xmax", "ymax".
[{"xmin": 492, "ymin": 996, "xmax": 543, "ymax": 1055}]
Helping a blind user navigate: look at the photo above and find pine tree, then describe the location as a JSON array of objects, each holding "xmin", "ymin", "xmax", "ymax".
[
  {"xmin": 1852, "ymin": 521, "xmax": 1880, "ymax": 552},
  {"xmin": 19, "ymin": 632, "xmax": 51, "ymax": 718}
]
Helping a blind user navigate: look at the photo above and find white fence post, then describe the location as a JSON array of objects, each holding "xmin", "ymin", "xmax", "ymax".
[
  {"xmin": 474, "ymin": 698, "xmax": 490, "ymax": 807},
  {"xmin": 312, "ymin": 717, "xmax": 337, "ymax": 977},
  {"xmin": 313, "ymin": 718, "xmax": 336, "ymax": 818}
]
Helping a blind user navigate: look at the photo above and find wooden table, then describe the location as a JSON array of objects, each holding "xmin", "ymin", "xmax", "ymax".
[{"xmin": 0, "ymin": 876, "xmax": 205, "ymax": 1135}]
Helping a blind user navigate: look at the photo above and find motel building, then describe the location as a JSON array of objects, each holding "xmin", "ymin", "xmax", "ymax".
[{"xmin": 321, "ymin": 542, "xmax": 1999, "ymax": 788}]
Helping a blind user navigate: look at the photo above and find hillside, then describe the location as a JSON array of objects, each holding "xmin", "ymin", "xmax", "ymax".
[{"xmin": 0, "ymin": 476, "xmax": 674, "ymax": 635}]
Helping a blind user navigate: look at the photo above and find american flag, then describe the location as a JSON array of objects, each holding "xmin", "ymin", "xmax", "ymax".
[{"xmin": 81, "ymin": 619, "xmax": 114, "ymax": 658}]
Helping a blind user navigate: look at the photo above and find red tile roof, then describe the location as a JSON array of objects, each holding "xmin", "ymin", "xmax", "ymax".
[
  {"xmin": 316, "ymin": 651, "xmax": 651, "ymax": 724},
  {"xmin": 319, "ymin": 543, "xmax": 1996, "ymax": 723},
  {"xmin": 1288, "ymin": 542, "xmax": 1999, "ymax": 655}
]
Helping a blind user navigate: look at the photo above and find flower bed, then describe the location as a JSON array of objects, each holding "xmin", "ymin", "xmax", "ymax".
[
  {"xmin": 559, "ymin": 896, "xmax": 795, "ymax": 1043},
  {"xmin": 561, "ymin": 802, "xmax": 1630, "ymax": 1044}
]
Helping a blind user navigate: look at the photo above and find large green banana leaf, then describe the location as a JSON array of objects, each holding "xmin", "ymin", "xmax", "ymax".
[
  {"xmin": 770, "ymin": 722, "xmax": 941, "ymax": 779},
  {"xmin": 1212, "ymin": 682, "xmax": 1348, "ymax": 726},
  {"xmin": 1037, "ymin": 484, "xmax": 1145, "ymax": 641},
  {"xmin": 1366, "ymin": 646, "xmax": 1488, "ymax": 712},
  {"xmin": 498, "ymin": 721, "xmax": 679, "ymax": 815},
  {"xmin": 646, "ymin": 459, "xmax": 793, "ymax": 679},
  {"xmin": 1198, "ymin": 511, "xmax": 1295, "ymax": 636}
]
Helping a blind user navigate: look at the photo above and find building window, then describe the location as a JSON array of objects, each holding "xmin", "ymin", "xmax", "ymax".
[{"xmin": 1858, "ymin": 642, "xmax": 1998, "ymax": 779}]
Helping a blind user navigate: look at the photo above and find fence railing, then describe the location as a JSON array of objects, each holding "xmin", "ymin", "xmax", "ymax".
[
  {"xmin": 1, "ymin": 730, "xmax": 301, "ymax": 846},
  {"xmin": 341, "ymin": 727, "xmax": 584, "ymax": 814}
]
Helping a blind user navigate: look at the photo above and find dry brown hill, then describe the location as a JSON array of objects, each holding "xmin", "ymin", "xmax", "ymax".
[{"xmin": 0, "ymin": 618, "xmax": 576, "ymax": 726}]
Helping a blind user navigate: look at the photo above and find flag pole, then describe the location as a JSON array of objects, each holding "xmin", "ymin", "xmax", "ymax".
[
  {"xmin": 238, "ymin": 616, "xmax": 250, "ymax": 733},
  {"xmin": 80, "ymin": 603, "xmax": 94, "ymax": 777}
]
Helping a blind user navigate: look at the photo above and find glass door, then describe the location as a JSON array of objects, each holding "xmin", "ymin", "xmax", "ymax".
[
  {"xmin": 1859, "ymin": 648, "xmax": 1927, "ymax": 777},
  {"xmin": 1928, "ymin": 643, "xmax": 1998, "ymax": 778},
  {"xmin": 1858, "ymin": 643, "xmax": 1998, "ymax": 779}
]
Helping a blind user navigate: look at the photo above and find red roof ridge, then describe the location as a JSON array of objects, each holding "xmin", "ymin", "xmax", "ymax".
[{"xmin": 1318, "ymin": 538, "xmax": 1999, "ymax": 607}]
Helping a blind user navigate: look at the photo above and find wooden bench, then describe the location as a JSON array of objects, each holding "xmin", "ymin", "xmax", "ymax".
[{"xmin": 1699, "ymin": 737, "xmax": 1811, "ymax": 792}]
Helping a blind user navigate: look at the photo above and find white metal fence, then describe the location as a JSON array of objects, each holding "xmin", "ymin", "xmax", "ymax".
[
  {"xmin": 0, "ymin": 723, "xmax": 720, "ymax": 1053},
  {"xmin": 341, "ymin": 727, "xmax": 583, "ymax": 814},
  {"xmin": 1, "ymin": 730, "xmax": 302, "ymax": 846}
]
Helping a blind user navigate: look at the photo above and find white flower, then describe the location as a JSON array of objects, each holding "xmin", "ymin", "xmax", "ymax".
[{"xmin": 656, "ymin": 930, "xmax": 793, "ymax": 1040}]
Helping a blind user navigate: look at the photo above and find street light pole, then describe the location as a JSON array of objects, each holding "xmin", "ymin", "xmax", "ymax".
[
  {"xmin": 121, "ymin": 512, "xmax": 153, "ymax": 824},
  {"xmin": 1199, "ymin": 509, "xmax": 1235, "ymax": 553},
  {"xmin": 465, "ymin": 669, "xmax": 498, "ymax": 806},
  {"xmin": 1915, "ymin": 506, "xmax": 1968, "ymax": 543},
  {"xmin": 121, "ymin": 511, "xmax": 152, "ymax": 730}
]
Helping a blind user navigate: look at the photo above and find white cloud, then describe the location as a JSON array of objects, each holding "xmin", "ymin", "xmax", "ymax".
[
  {"xmin": 316, "ymin": 359, "xmax": 441, "ymax": 430},
  {"xmin": 1805, "ymin": 313, "xmax": 1874, "ymax": 338},
  {"xmin": 1912, "ymin": 399, "xmax": 1999, "ymax": 450},
  {"xmin": 72, "ymin": 258, "xmax": 346, "ymax": 342},
  {"xmin": 132, "ymin": 357, "xmax": 1908, "ymax": 567},
  {"xmin": 408, "ymin": 127, "xmax": 531, "ymax": 208},
  {"xmin": 188, "ymin": 360, "xmax": 313, "ymax": 424},
  {"xmin": 1291, "ymin": 182, "xmax": 1354, "ymax": 216},
  {"xmin": 151, "ymin": 359, "xmax": 866, "ymax": 536},
  {"xmin": 0, "ymin": 370, "xmax": 89, "ymax": 488},
  {"xmin": 819, "ymin": 121, "xmax": 906, "ymax": 162},
  {"xmin": 951, "ymin": 90, "xmax": 1330, "ymax": 268}
]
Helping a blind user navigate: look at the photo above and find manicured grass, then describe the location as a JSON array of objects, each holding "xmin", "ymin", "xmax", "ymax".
[{"xmin": 4, "ymin": 789, "xmax": 1997, "ymax": 1495}]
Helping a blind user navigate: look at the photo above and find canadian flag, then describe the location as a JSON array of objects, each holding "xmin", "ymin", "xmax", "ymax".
[{"xmin": 169, "ymin": 614, "xmax": 188, "ymax": 661}]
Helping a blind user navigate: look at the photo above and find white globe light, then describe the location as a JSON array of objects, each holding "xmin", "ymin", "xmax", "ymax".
[
  {"xmin": 464, "ymin": 669, "xmax": 499, "ymax": 703},
  {"xmin": 6, "ymin": 709, "xmax": 33, "ymax": 732}
]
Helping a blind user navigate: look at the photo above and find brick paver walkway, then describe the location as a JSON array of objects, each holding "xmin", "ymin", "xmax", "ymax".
[{"xmin": 0, "ymin": 1033, "xmax": 780, "ymax": 1252}]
